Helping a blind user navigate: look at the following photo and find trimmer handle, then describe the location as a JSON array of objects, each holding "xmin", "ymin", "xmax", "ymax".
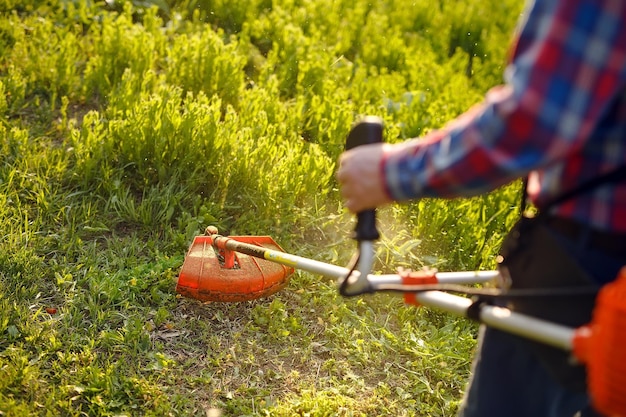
[
  {"xmin": 339, "ymin": 116, "xmax": 383, "ymax": 296},
  {"xmin": 345, "ymin": 116, "xmax": 383, "ymax": 241}
]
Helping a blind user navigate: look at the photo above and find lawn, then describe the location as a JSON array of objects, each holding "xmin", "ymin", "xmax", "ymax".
[{"xmin": 0, "ymin": 0, "xmax": 522, "ymax": 415}]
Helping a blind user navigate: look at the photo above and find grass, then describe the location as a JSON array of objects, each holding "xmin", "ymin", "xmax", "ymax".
[{"xmin": 0, "ymin": 0, "xmax": 523, "ymax": 415}]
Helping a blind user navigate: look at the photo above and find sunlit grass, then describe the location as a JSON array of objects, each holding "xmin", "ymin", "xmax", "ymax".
[{"xmin": 0, "ymin": 0, "xmax": 522, "ymax": 415}]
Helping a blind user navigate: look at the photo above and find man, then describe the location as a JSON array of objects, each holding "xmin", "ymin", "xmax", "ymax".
[{"xmin": 336, "ymin": 0, "xmax": 626, "ymax": 416}]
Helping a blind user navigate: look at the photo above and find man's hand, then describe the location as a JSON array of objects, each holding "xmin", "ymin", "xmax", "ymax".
[{"xmin": 336, "ymin": 143, "xmax": 392, "ymax": 213}]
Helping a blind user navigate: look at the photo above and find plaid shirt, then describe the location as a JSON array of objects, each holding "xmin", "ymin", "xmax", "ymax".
[{"xmin": 383, "ymin": 0, "xmax": 626, "ymax": 232}]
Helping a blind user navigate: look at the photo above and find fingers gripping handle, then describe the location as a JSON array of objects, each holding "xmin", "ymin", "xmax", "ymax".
[
  {"xmin": 340, "ymin": 116, "xmax": 383, "ymax": 296},
  {"xmin": 345, "ymin": 116, "xmax": 383, "ymax": 241}
]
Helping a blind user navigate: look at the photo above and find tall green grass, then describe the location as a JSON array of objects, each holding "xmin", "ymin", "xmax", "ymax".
[{"xmin": 1, "ymin": 0, "xmax": 522, "ymax": 415}]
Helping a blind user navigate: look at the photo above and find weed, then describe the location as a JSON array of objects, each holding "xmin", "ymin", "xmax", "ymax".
[{"xmin": 0, "ymin": 0, "xmax": 522, "ymax": 415}]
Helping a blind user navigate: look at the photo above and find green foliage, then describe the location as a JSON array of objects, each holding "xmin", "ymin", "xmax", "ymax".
[
  {"xmin": 165, "ymin": 27, "xmax": 246, "ymax": 106},
  {"xmin": 82, "ymin": 5, "xmax": 166, "ymax": 100},
  {"xmin": 0, "ymin": 0, "xmax": 524, "ymax": 415}
]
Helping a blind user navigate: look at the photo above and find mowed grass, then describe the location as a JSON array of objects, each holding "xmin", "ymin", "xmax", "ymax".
[{"xmin": 1, "ymin": 0, "xmax": 522, "ymax": 415}]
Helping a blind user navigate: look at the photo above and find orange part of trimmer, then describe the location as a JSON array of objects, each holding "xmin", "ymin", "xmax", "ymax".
[
  {"xmin": 176, "ymin": 232, "xmax": 294, "ymax": 302},
  {"xmin": 572, "ymin": 266, "xmax": 626, "ymax": 417}
]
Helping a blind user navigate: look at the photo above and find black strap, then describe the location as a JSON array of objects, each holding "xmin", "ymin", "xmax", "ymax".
[{"xmin": 521, "ymin": 165, "xmax": 626, "ymax": 214}]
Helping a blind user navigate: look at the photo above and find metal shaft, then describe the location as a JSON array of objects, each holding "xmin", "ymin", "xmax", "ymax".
[{"xmin": 213, "ymin": 235, "xmax": 575, "ymax": 351}]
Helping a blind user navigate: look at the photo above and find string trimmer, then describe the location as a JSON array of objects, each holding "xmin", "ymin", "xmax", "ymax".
[{"xmin": 176, "ymin": 117, "xmax": 626, "ymax": 417}]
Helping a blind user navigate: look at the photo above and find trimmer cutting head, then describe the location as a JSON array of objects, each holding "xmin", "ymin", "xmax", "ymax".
[{"xmin": 176, "ymin": 228, "xmax": 294, "ymax": 302}]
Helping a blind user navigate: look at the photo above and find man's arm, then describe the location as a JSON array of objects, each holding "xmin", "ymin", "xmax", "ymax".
[{"xmin": 379, "ymin": 0, "xmax": 626, "ymax": 203}]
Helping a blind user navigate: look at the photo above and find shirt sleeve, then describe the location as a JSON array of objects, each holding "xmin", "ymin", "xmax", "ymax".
[{"xmin": 382, "ymin": 0, "xmax": 626, "ymax": 202}]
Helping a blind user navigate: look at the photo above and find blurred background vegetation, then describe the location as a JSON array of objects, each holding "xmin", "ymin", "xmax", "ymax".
[{"xmin": 0, "ymin": 0, "xmax": 523, "ymax": 415}]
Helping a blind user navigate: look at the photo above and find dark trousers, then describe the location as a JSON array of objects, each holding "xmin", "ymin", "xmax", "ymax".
[{"xmin": 458, "ymin": 221, "xmax": 626, "ymax": 417}]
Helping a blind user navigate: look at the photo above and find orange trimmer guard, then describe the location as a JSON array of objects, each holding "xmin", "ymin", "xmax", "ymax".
[{"xmin": 177, "ymin": 235, "xmax": 294, "ymax": 302}]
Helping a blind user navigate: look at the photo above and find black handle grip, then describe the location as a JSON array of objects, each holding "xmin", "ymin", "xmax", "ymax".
[{"xmin": 345, "ymin": 116, "xmax": 383, "ymax": 241}]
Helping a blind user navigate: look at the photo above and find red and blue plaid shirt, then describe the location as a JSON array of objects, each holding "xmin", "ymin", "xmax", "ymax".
[{"xmin": 383, "ymin": 0, "xmax": 626, "ymax": 232}]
